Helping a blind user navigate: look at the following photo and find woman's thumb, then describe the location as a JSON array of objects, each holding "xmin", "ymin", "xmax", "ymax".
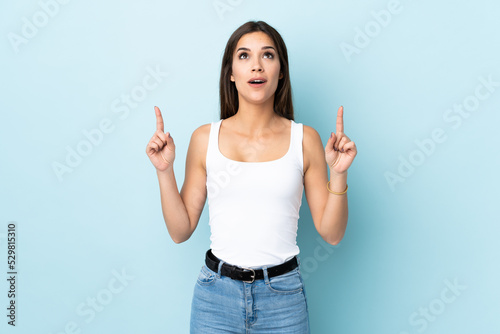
[{"xmin": 165, "ymin": 132, "xmax": 175, "ymax": 145}]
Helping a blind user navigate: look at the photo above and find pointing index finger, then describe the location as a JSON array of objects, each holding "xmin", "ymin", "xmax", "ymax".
[
  {"xmin": 336, "ymin": 105, "xmax": 344, "ymax": 133},
  {"xmin": 155, "ymin": 106, "xmax": 164, "ymax": 132}
]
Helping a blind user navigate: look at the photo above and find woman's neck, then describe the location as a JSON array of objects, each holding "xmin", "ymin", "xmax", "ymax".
[{"xmin": 232, "ymin": 96, "xmax": 279, "ymax": 133}]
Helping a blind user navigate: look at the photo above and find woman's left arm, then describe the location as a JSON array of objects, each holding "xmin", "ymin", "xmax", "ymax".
[{"xmin": 303, "ymin": 106, "xmax": 357, "ymax": 245}]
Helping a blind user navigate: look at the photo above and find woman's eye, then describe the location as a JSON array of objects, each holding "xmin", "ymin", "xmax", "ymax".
[{"xmin": 238, "ymin": 52, "xmax": 274, "ymax": 59}]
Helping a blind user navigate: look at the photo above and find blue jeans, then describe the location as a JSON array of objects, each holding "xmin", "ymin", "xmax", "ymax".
[{"xmin": 190, "ymin": 254, "xmax": 311, "ymax": 333}]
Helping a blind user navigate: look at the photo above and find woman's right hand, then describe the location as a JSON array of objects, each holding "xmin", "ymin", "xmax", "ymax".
[{"xmin": 146, "ymin": 106, "xmax": 175, "ymax": 172}]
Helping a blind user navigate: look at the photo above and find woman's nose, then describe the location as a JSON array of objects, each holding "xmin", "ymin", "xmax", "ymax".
[{"xmin": 251, "ymin": 60, "xmax": 263, "ymax": 72}]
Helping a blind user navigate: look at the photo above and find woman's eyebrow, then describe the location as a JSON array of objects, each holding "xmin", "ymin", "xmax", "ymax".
[{"xmin": 236, "ymin": 46, "xmax": 276, "ymax": 52}]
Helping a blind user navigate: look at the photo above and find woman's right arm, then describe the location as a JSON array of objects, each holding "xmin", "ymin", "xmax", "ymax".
[{"xmin": 146, "ymin": 106, "xmax": 208, "ymax": 244}]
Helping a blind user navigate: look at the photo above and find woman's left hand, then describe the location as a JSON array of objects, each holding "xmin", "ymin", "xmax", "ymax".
[{"xmin": 325, "ymin": 106, "xmax": 357, "ymax": 174}]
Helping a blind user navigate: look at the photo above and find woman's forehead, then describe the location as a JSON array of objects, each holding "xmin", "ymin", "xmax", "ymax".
[{"xmin": 235, "ymin": 32, "xmax": 275, "ymax": 50}]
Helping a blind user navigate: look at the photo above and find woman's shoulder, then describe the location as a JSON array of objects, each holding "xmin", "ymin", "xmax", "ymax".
[
  {"xmin": 188, "ymin": 123, "xmax": 213, "ymax": 170},
  {"xmin": 302, "ymin": 123, "xmax": 323, "ymax": 146},
  {"xmin": 190, "ymin": 122, "xmax": 212, "ymax": 144},
  {"xmin": 282, "ymin": 118, "xmax": 321, "ymax": 142},
  {"xmin": 301, "ymin": 123, "xmax": 324, "ymax": 172},
  {"xmin": 299, "ymin": 122, "xmax": 321, "ymax": 140},
  {"xmin": 193, "ymin": 122, "xmax": 212, "ymax": 133}
]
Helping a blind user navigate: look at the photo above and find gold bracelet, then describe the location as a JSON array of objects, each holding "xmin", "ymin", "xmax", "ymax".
[{"xmin": 327, "ymin": 181, "xmax": 348, "ymax": 195}]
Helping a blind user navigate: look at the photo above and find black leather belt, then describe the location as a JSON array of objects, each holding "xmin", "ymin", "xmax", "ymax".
[{"xmin": 205, "ymin": 249, "xmax": 298, "ymax": 283}]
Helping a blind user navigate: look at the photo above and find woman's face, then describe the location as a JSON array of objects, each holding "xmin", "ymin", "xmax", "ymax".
[{"xmin": 230, "ymin": 31, "xmax": 283, "ymax": 107}]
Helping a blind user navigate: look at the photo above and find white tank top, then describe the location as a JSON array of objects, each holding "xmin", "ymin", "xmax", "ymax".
[{"xmin": 205, "ymin": 118, "xmax": 304, "ymax": 269}]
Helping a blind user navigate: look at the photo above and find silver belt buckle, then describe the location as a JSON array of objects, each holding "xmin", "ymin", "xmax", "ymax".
[{"xmin": 240, "ymin": 267, "xmax": 255, "ymax": 283}]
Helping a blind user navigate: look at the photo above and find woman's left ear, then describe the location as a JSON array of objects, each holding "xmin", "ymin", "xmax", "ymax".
[{"xmin": 279, "ymin": 72, "xmax": 283, "ymax": 79}]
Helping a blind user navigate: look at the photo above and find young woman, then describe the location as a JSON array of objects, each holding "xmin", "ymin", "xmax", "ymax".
[{"xmin": 146, "ymin": 20, "xmax": 357, "ymax": 333}]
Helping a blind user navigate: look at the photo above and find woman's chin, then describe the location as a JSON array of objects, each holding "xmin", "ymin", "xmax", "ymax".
[{"xmin": 243, "ymin": 94, "xmax": 274, "ymax": 105}]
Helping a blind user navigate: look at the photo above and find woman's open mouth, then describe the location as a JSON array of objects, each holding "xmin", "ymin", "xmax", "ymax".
[{"xmin": 248, "ymin": 78, "xmax": 267, "ymax": 88}]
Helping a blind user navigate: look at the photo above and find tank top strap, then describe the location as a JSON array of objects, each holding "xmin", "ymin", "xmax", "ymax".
[
  {"xmin": 206, "ymin": 120, "xmax": 220, "ymax": 172},
  {"xmin": 290, "ymin": 120, "xmax": 304, "ymax": 176},
  {"xmin": 212, "ymin": 119, "xmax": 222, "ymax": 143}
]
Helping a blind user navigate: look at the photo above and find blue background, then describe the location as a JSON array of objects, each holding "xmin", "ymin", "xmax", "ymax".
[{"xmin": 1, "ymin": 0, "xmax": 499, "ymax": 333}]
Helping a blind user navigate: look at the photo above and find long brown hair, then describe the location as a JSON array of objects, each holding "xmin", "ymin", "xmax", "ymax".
[{"xmin": 219, "ymin": 21, "xmax": 294, "ymax": 121}]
